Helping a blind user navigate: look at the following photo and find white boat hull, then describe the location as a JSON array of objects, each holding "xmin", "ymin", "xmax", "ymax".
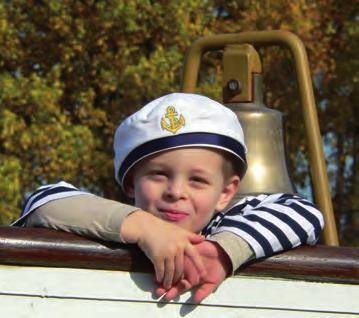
[{"xmin": 1, "ymin": 264, "xmax": 358, "ymax": 318}]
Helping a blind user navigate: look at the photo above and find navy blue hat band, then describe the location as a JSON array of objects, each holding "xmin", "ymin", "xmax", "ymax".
[{"xmin": 119, "ymin": 132, "xmax": 247, "ymax": 185}]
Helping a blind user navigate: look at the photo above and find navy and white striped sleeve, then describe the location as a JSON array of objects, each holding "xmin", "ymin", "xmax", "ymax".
[
  {"xmin": 203, "ymin": 193, "xmax": 324, "ymax": 259},
  {"xmin": 12, "ymin": 181, "xmax": 93, "ymax": 226}
]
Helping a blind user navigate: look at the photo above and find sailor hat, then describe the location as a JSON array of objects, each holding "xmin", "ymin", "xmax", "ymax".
[{"xmin": 114, "ymin": 92, "xmax": 247, "ymax": 188}]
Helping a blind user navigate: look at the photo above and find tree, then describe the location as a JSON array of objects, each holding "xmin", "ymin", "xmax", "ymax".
[
  {"xmin": 318, "ymin": 4, "xmax": 359, "ymax": 244},
  {"xmin": 0, "ymin": 0, "xmax": 213, "ymax": 223}
]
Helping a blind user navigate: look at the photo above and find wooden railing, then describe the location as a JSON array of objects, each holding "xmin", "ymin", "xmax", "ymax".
[{"xmin": 0, "ymin": 226, "xmax": 358, "ymax": 283}]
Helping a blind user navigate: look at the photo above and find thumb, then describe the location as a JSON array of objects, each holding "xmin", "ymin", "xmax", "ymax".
[{"xmin": 188, "ymin": 233, "xmax": 204, "ymax": 244}]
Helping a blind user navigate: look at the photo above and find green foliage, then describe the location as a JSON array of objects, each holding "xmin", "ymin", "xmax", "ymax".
[
  {"xmin": 0, "ymin": 0, "xmax": 213, "ymax": 223},
  {"xmin": 0, "ymin": 0, "xmax": 357, "ymax": 245}
]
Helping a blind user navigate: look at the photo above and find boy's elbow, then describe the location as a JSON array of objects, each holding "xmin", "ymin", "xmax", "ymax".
[{"xmin": 308, "ymin": 209, "xmax": 325, "ymax": 245}]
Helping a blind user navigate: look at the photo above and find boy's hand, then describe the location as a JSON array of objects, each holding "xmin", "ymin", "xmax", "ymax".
[
  {"xmin": 121, "ymin": 210, "xmax": 206, "ymax": 289},
  {"xmin": 155, "ymin": 240, "xmax": 231, "ymax": 303}
]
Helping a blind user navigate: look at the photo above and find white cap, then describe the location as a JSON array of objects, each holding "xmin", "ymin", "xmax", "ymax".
[{"xmin": 114, "ymin": 93, "xmax": 247, "ymax": 188}]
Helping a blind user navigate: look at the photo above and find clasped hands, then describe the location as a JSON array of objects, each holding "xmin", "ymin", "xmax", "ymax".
[
  {"xmin": 121, "ymin": 211, "xmax": 231, "ymax": 303},
  {"xmin": 155, "ymin": 239, "xmax": 232, "ymax": 303}
]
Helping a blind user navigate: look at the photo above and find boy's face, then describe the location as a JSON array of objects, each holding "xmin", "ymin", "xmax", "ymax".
[{"xmin": 126, "ymin": 147, "xmax": 240, "ymax": 233}]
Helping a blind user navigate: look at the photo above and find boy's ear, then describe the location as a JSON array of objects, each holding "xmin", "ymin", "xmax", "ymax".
[{"xmin": 216, "ymin": 176, "xmax": 240, "ymax": 211}]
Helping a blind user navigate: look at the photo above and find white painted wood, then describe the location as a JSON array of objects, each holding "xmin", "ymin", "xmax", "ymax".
[{"xmin": 1, "ymin": 265, "xmax": 358, "ymax": 317}]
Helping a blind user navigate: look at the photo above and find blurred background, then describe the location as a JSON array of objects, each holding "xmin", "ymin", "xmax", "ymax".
[{"xmin": 0, "ymin": 0, "xmax": 357, "ymax": 245}]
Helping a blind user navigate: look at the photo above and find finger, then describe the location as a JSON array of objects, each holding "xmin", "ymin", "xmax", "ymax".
[
  {"xmin": 163, "ymin": 257, "xmax": 175, "ymax": 290},
  {"xmin": 154, "ymin": 258, "xmax": 165, "ymax": 284},
  {"xmin": 155, "ymin": 278, "xmax": 192, "ymax": 300},
  {"xmin": 173, "ymin": 252, "xmax": 184, "ymax": 284},
  {"xmin": 193, "ymin": 283, "xmax": 217, "ymax": 303},
  {"xmin": 185, "ymin": 244, "xmax": 206, "ymax": 277},
  {"xmin": 155, "ymin": 286, "xmax": 167, "ymax": 297},
  {"xmin": 183, "ymin": 257, "xmax": 200, "ymax": 286},
  {"xmin": 164, "ymin": 279, "xmax": 192, "ymax": 301}
]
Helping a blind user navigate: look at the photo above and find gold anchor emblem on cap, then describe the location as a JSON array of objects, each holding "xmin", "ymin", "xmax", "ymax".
[{"xmin": 161, "ymin": 106, "xmax": 185, "ymax": 133}]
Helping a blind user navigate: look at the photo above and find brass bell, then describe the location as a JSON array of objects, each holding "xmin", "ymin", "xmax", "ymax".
[
  {"xmin": 222, "ymin": 44, "xmax": 295, "ymax": 200},
  {"xmin": 227, "ymin": 75, "xmax": 296, "ymax": 197}
]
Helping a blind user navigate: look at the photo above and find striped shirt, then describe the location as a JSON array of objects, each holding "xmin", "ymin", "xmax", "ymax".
[{"xmin": 15, "ymin": 181, "xmax": 324, "ymax": 259}]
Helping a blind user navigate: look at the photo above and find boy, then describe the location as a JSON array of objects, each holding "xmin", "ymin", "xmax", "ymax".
[{"xmin": 13, "ymin": 93, "xmax": 324, "ymax": 302}]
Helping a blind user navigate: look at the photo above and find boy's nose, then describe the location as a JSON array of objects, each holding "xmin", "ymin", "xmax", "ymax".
[{"xmin": 164, "ymin": 179, "xmax": 187, "ymax": 200}]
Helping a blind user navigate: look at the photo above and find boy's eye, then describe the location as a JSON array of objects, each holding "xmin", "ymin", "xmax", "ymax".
[
  {"xmin": 190, "ymin": 176, "xmax": 209, "ymax": 184},
  {"xmin": 148, "ymin": 170, "xmax": 167, "ymax": 178}
]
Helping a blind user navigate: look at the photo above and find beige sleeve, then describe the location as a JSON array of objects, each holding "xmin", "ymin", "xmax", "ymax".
[
  {"xmin": 24, "ymin": 194, "xmax": 140, "ymax": 243},
  {"xmin": 207, "ymin": 231, "xmax": 254, "ymax": 273}
]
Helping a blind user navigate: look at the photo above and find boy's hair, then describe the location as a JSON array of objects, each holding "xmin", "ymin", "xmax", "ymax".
[
  {"xmin": 221, "ymin": 150, "xmax": 239, "ymax": 180},
  {"xmin": 114, "ymin": 93, "xmax": 247, "ymax": 189}
]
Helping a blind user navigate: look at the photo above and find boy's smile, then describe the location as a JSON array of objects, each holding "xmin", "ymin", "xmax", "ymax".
[
  {"xmin": 157, "ymin": 208, "xmax": 189, "ymax": 222},
  {"xmin": 127, "ymin": 147, "xmax": 239, "ymax": 233}
]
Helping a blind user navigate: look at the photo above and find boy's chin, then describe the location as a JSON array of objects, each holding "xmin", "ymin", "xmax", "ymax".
[{"xmin": 162, "ymin": 217, "xmax": 195, "ymax": 232}]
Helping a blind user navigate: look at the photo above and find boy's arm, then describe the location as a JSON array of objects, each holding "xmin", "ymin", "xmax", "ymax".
[
  {"xmin": 16, "ymin": 181, "xmax": 138, "ymax": 243},
  {"xmin": 205, "ymin": 192, "xmax": 325, "ymax": 262},
  {"xmin": 206, "ymin": 231, "xmax": 254, "ymax": 272},
  {"xmin": 18, "ymin": 181, "xmax": 206, "ymax": 288},
  {"xmin": 24, "ymin": 194, "xmax": 138, "ymax": 243},
  {"xmin": 157, "ymin": 193, "xmax": 324, "ymax": 302}
]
